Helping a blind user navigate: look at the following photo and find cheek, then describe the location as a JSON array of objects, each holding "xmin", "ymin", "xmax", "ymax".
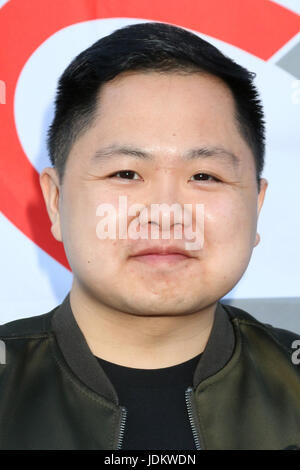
[
  {"xmin": 203, "ymin": 192, "xmax": 257, "ymax": 249},
  {"xmin": 59, "ymin": 186, "xmax": 117, "ymax": 271}
]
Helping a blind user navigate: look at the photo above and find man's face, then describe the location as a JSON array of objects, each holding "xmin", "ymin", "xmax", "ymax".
[{"xmin": 41, "ymin": 71, "xmax": 267, "ymax": 316}]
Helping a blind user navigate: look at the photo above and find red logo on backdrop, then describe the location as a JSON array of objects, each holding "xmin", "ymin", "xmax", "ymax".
[{"xmin": 0, "ymin": 0, "xmax": 299, "ymax": 270}]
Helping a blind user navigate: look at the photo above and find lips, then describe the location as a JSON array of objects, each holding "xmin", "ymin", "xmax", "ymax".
[
  {"xmin": 131, "ymin": 246, "xmax": 193, "ymax": 258},
  {"xmin": 129, "ymin": 245, "xmax": 195, "ymax": 266}
]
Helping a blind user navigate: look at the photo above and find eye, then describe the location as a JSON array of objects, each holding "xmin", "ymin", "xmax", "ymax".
[
  {"xmin": 108, "ymin": 170, "xmax": 141, "ymax": 180},
  {"xmin": 190, "ymin": 173, "xmax": 220, "ymax": 183}
]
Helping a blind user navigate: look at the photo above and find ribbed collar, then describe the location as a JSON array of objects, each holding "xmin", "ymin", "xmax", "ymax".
[{"xmin": 51, "ymin": 293, "xmax": 235, "ymax": 406}]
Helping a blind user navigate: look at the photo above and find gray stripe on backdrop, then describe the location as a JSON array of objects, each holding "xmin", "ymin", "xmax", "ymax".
[
  {"xmin": 221, "ymin": 297, "xmax": 300, "ymax": 334},
  {"xmin": 276, "ymin": 41, "xmax": 300, "ymax": 79}
]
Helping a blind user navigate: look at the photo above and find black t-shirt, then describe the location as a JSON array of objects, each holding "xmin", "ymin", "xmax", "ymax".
[{"xmin": 95, "ymin": 353, "xmax": 202, "ymax": 450}]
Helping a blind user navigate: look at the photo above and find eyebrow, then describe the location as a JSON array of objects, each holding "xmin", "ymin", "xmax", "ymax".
[{"xmin": 91, "ymin": 144, "xmax": 241, "ymax": 169}]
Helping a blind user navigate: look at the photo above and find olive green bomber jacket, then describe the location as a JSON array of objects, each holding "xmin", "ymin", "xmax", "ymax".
[{"xmin": 0, "ymin": 293, "xmax": 300, "ymax": 450}]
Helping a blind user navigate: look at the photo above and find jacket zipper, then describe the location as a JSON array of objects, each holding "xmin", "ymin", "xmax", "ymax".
[
  {"xmin": 117, "ymin": 390, "xmax": 201, "ymax": 450},
  {"xmin": 185, "ymin": 386, "xmax": 202, "ymax": 450},
  {"xmin": 116, "ymin": 406, "xmax": 127, "ymax": 450}
]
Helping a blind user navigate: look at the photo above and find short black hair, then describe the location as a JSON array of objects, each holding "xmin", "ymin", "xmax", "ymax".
[{"xmin": 47, "ymin": 21, "xmax": 265, "ymax": 191}]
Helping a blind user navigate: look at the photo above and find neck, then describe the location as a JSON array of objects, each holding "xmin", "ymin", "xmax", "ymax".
[{"xmin": 69, "ymin": 282, "xmax": 217, "ymax": 369}]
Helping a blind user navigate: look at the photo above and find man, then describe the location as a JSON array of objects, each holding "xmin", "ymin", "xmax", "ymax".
[{"xmin": 0, "ymin": 22, "xmax": 299, "ymax": 450}]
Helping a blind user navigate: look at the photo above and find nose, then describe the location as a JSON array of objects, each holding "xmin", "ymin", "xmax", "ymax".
[
  {"xmin": 141, "ymin": 170, "xmax": 187, "ymax": 227},
  {"xmin": 129, "ymin": 172, "xmax": 205, "ymax": 250},
  {"xmin": 139, "ymin": 202, "xmax": 190, "ymax": 232}
]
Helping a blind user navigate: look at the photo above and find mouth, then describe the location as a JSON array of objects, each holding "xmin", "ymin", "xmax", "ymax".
[{"xmin": 130, "ymin": 252, "xmax": 193, "ymax": 266}]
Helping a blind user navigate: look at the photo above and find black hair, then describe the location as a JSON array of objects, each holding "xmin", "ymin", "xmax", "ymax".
[{"xmin": 47, "ymin": 21, "xmax": 265, "ymax": 191}]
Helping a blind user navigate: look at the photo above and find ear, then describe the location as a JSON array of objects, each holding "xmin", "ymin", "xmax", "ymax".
[
  {"xmin": 39, "ymin": 167, "xmax": 62, "ymax": 242},
  {"xmin": 254, "ymin": 178, "xmax": 268, "ymax": 247}
]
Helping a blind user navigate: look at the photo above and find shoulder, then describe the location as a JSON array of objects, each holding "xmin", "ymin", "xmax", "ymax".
[
  {"xmin": 0, "ymin": 305, "xmax": 60, "ymax": 384},
  {"xmin": 0, "ymin": 304, "xmax": 59, "ymax": 340},
  {"xmin": 221, "ymin": 302, "xmax": 300, "ymax": 355}
]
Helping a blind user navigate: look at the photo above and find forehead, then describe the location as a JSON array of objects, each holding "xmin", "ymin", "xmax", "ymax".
[
  {"xmin": 97, "ymin": 70, "xmax": 236, "ymax": 117},
  {"xmin": 92, "ymin": 71, "xmax": 240, "ymax": 146},
  {"xmin": 68, "ymin": 71, "xmax": 256, "ymax": 176}
]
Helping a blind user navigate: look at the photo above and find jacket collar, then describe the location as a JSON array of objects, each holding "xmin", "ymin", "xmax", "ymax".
[{"xmin": 51, "ymin": 293, "xmax": 235, "ymax": 405}]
